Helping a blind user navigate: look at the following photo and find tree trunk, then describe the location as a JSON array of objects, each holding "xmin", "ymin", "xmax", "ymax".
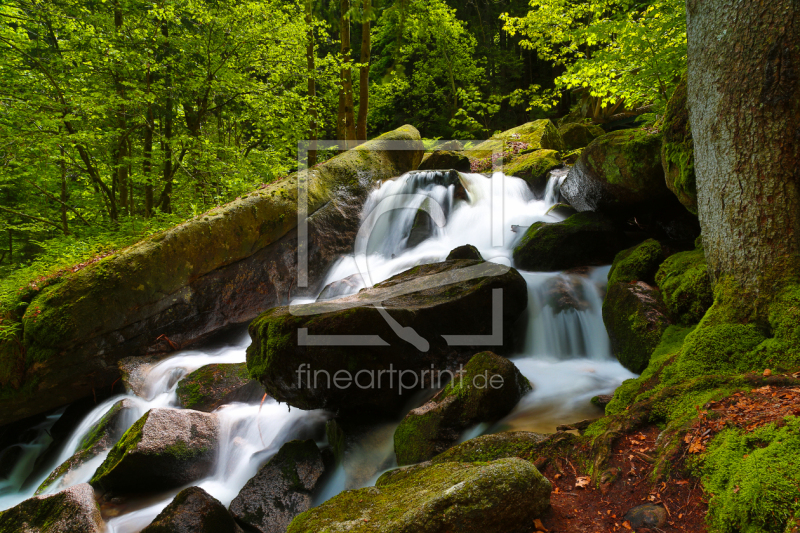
[
  {"xmin": 307, "ymin": 0, "xmax": 317, "ymax": 166},
  {"xmin": 114, "ymin": 3, "xmax": 128, "ymax": 215},
  {"xmin": 144, "ymin": 67, "xmax": 154, "ymax": 218},
  {"xmin": 340, "ymin": 0, "xmax": 356, "ymax": 149},
  {"xmin": 356, "ymin": 0, "xmax": 371, "ymax": 142},
  {"xmin": 687, "ymin": 0, "xmax": 800, "ymax": 295},
  {"xmin": 158, "ymin": 23, "xmax": 174, "ymax": 214},
  {"xmin": 60, "ymin": 147, "xmax": 68, "ymax": 234}
]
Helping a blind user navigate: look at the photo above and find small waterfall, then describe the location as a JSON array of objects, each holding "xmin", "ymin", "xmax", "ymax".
[{"xmin": 0, "ymin": 168, "xmax": 636, "ymax": 530}]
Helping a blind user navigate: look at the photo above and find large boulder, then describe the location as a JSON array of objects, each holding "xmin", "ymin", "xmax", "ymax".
[
  {"xmin": 37, "ymin": 399, "xmax": 135, "ymax": 494},
  {"xmin": 430, "ymin": 431, "xmax": 551, "ymax": 464},
  {"xmin": 603, "ymin": 281, "xmax": 672, "ymax": 373},
  {"xmin": 655, "ymin": 247, "xmax": 713, "ymax": 325},
  {"xmin": 90, "ymin": 408, "xmax": 219, "ymax": 493},
  {"xmin": 470, "ymin": 119, "xmax": 564, "ymax": 159},
  {"xmin": 607, "ymin": 239, "xmax": 665, "ymax": 286},
  {"xmin": 287, "ymin": 458, "xmax": 551, "ymax": 533},
  {"xmin": 558, "ymin": 122, "xmax": 606, "ymax": 150},
  {"xmin": 0, "ymin": 483, "xmax": 104, "ymax": 533},
  {"xmin": 229, "ymin": 439, "xmax": 327, "ymax": 533},
  {"xmin": 140, "ymin": 486, "xmax": 242, "ymax": 533},
  {"xmin": 176, "ymin": 363, "xmax": 264, "ymax": 412},
  {"xmin": 393, "ymin": 352, "xmax": 531, "ymax": 465},
  {"xmin": 417, "ymin": 150, "xmax": 471, "ymax": 173},
  {"xmin": 0, "ymin": 125, "xmax": 423, "ymax": 427},
  {"xmin": 503, "ymin": 149, "xmax": 563, "ymax": 196},
  {"xmin": 661, "ymin": 75, "xmax": 697, "ymax": 214},
  {"xmin": 512, "ymin": 212, "xmax": 628, "ymax": 272},
  {"xmin": 560, "ymin": 129, "xmax": 668, "ymax": 213},
  {"xmin": 246, "ymin": 260, "xmax": 528, "ymax": 416}
]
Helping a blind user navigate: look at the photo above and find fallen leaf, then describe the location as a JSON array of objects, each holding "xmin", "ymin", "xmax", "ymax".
[
  {"xmin": 622, "ymin": 521, "xmax": 632, "ymax": 530},
  {"xmin": 533, "ymin": 518, "xmax": 548, "ymax": 532},
  {"xmin": 575, "ymin": 476, "xmax": 591, "ymax": 489}
]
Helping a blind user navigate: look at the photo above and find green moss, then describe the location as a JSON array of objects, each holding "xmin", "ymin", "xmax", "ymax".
[
  {"xmin": 661, "ymin": 75, "xmax": 697, "ymax": 214},
  {"xmin": 503, "ymin": 149, "xmax": 562, "ymax": 191},
  {"xmin": 90, "ymin": 410, "xmax": 149, "ymax": 486},
  {"xmin": 697, "ymin": 417, "xmax": 800, "ymax": 533},
  {"xmin": 429, "ymin": 431, "xmax": 551, "ymax": 464},
  {"xmin": 584, "ymin": 129, "xmax": 664, "ymax": 191},
  {"xmin": 558, "ymin": 122, "xmax": 605, "ymax": 151},
  {"xmin": 655, "ymin": 247, "xmax": 712, "ymax": 325},
  {"xmin": 176, "ymin": 362, "xmax": 254, "ymax": 411},
  {"xmin": 608, "ymin": 239, "xmax": 665, "ymax": 286}
]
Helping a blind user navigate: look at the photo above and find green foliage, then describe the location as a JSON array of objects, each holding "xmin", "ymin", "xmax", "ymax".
[{"xmin": 502, "ymin": 0, "xmax": 687, "ymax": 110}]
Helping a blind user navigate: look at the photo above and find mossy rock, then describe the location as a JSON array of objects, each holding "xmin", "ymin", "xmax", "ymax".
[
  {"xmin": 246, "ymin": 260, "xmax": 528, "ymax": 416},
  {"xmin": 654, "ymin": 247, "xmax": 712, "ymax": 325},
  {"xmin": 176, "ymin": 363, "xmax": 264, "ymax": 412},
  {"xmin": 0, "ymin": 483, "xmax": 104, "ymax": 533},
  {"xmin": 429, "ymin": 431, "xmax": 550, "ymax": 464},
  {"xmin": 141, "ymin": 486, "xmax": 242, "ymax": 533},
  {"xmin": 469, "ymin": 119, "xmax": 564, "ymax": 159},
  {"xmin": 417, "ymin": 150, "xmax": 471, "ymax": 173},
  {"xmin": 287, "ymin": 458, "xmax": 551, "ymax": 533},
  {"xmin": 602, "ymin": 281, "xmax": 672, "ymax": 373},
  {"xmin": 608, "ymin": 239, "xmax": 665, "ymax": 286},
  {"xmin": 90, "ymin": 408, "xmax": 219, "ymax": 493},
  {"xmin": 544, "ymin": 203, "xmax": 578, "ymax": 219},
  {"xmin": 560, "ymin": 129, "xmax": 668, "ymax": 213},
  {"xmin": 512, "ymin": 212, "xmax": 627, "ymax": 271},
  {"xmin": 230, "ymin": 439, "xmax": 325, "ymax": 533},
  {"xmin": 661, "ymin": 75, "xmax": 696, "ymax": 214},
  {"xmin": 503, "ymin": 149, "xmax": 563, "ymax": 196},
  {"xmin": 541, "ymin": 272, "xmax": 590, "ymax": 313},
  {"xmin": 445, "ymin": 245, "xmax": 483, "ymax": 261},
  {"xmin": 36, "ymin": 399, "xmax": 134, "ymax": 495},
  {"xmin": 393, "ymin": 351, "xmax": 532, "ymax": 466},
  {"xmin": 0, "ymin": 125, "xmax": 424, "ymax": 428},
  {"xmin": 558, "ymin": 122, "xmax": 605, "ymax": 151}
]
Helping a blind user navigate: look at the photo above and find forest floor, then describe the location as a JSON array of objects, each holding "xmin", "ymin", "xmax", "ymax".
[{"xmin": 534, "ymin": 381, "xmax": 800, "ymax": 533}]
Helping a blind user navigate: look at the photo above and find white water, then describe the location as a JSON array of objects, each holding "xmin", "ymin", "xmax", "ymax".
[{"xmin": 0, "ymin": 168, "xmax": 634, "ymax": 530}]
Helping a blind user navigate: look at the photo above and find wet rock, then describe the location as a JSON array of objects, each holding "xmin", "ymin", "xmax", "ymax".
[
  {"xmin": 661, "ymin": 75, "xmax": 696, "ymax": 214},
  {"xmin": 37, "ymin": 399, "xmax": 135, "ymax": 494},
  {"xmin": 512, "ymin": 212, "xmax": 628, "ymax": 272},
  {"xmin": 591, "ymin": 394, "xmax": 613, "ymax": 408},
  {"xmin": 176, "ymin": 363, "xmax": 264, "ymax": 412},
  {"xmin": 603, "ymin": 281, "xmax": 672, "ymax": 373},
  {"xmin": 317, "ymin": 273, "xmax": 365, "ymax": 301},
  {"xmin": 607, "ymin": 239, "xmax": 665, "ymax": 286},
  {"xmin": 418, "ymin": 150, "xmax": 471, "ymax": 173},
  {"xmin": 394, "ymin": 352, "xmax": 532, "ymax": 465},
  {"xmin": 558, "ymin": 122, "xmax": 605, "ymax": 150},
  {"xmin": 445, "ymin": 244, "xmax": 483, "ymax": 261},
  {"xmin": 247, "ymin": 260, "xmax": 528, "ymax": 416},
  {"xmin": 118, "ymin": 354, "xmax": 172, "ymax": 397},
  {"xmin": 560, "ymin": 129, "xmax": 668, "ymax": 213},
  {"xmin": 471, "ymin": 119, "xmax": 565, "ymax": 159},
  {"xmin": 325, "ymin": 418, "xmax": 397, "ymax": 489},
  {"xmin": 545, "ymin": 203, "xmax": 578, "ymax": 220},
  {"xmin": 141, "ymin": 486, "xmax": 242, "ymax": 533},
  {"xmin": 503, "ymin": 149, "xmax": 563, "ymax": 196},
  {"xmin": 287, "ymin": 458, "xmax": 551, "ymax": 533},
  {"xmin": 542, "ymin": 274, "xmax": 590, "ymax": 313},
  {"xmin": 230, "ymin": 440, "xmax": 326, "ymax": 533},
  {"xmin": 655, "ymin": 247, "xmax": 712, "ymax": 325},
  {"xmin": 624, "ymin": 503, "xmax": 667, "ymax": 529},
  {"xmin": 0, "ymin": 125, "xmax": 423, "ymax": 428},
  {"xmin": 90, "ymin": 408, "xmax": 219, "ymax": 493},
  {"xmin": 407, "ymin": 209, "xmax": 437, "ymax": 248},
  {"xmin": 0, "ymin": 483, "xmax": 104, "ymax": 533}
]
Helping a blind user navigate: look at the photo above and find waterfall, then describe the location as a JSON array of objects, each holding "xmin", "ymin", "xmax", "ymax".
[{"xmin": 0, "ymin": 168, "xmax": 635, "ymax": 531}]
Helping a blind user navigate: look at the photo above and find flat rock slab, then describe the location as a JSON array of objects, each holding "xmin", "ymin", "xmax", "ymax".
[
  {"xmin": 247, "ymin": 260, "xmax": 528, "ymax": 416},
  {"xmin": 90, "ymin": 408, "xmax": 219, "ymax": 493},
  {"xmin": 0, "ymin": 483, "xmax": 104, "ymax": 533},
  {"xmin": 287, "ymin": 458, "xmax": 551, "ymax": 533}
]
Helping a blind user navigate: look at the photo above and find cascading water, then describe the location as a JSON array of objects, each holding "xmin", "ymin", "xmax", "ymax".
[{"xmin": 0, "ymin": 168, "xmax": 635, "ymax": 531}]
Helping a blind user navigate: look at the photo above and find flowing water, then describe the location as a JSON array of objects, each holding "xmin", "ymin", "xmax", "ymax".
[{"xmin": 0, "ymin": 169, "xmax": 635, "ymax": 530}]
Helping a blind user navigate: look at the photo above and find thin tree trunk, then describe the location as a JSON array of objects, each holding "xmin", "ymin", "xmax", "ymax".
[
  {"xmin": 306, "ymin": 0, "xmax": 317, "ymax": 166},
  {"xmin": 60, "ymin": 149, "xmax": 68, "ymax": 233},
  {"xmin": 8, "ymin": 230, "xmax": 11, "ymax": 264},
  {"xmin": 356, "ymin": 0, "xmax": 371, "ymax": 142},
  {"xmin": 144, "ymin": 67, "xmax": 154, "ymax": 218},
  {"xmin": 340, "ymin": 0, "xmax": 356, "ymax": 149},
  {"xmin": 686, "ymin": 0, "xmax": 800, "ymax": 295},
  {"xmin": 158, "ymin": 24, "xmax": 174, "ymax": 214},
  {"xmin": 114, "ymin": 3, "xmax": 128, "ymax": 215}
]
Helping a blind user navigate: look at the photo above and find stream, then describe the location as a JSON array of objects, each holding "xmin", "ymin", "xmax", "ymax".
[{"xmin": 0, "ymin": 170, "xmax": 635, "ymax": 531}]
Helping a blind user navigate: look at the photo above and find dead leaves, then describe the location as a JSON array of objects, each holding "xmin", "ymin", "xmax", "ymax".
[{"xmin": 575, "ymin": 476, "xmax": 591, "ymax": 489}]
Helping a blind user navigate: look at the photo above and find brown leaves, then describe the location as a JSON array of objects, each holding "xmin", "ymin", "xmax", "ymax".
[{"xmin": 575, "ymin": 476, "xmax": 591, "ymax": 489}]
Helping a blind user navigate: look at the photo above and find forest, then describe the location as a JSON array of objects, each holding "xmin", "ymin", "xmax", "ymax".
[{"xmin": 1, "ymin": 0, "xmax": 799, "ymax": 532}]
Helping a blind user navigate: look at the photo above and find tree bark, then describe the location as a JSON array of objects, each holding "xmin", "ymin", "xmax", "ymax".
[
  {"xmin": 306, "ymin": 0, "xmax": 317, "ymax": 166},
  {"xmin": 356, "ymin": 0, "xmax": 371, "ymax": 142},
  {"xmin": 340, "ymin": 0, "xmax": 356, "ymax": 149},
  {"xmin": 144, "ymin": 66, "xmax": 154, "ymax": 218},
  {"xmin": 687, "ymin": 0, "xmax": 800, "ymax": 295},
  {"xmin": 158, "ymin": 23, "xmax": 174, "ymax": 214}
]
